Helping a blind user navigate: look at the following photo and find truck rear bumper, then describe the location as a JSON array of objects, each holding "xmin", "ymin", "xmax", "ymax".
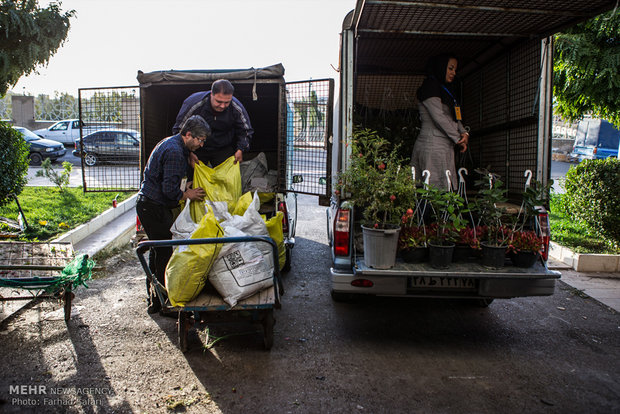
[{"xmin": 331, "ymin": 259, "xmax": 561, "ymax": 299}]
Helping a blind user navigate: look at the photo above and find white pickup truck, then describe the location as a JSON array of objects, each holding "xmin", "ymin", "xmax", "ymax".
[{"xmin": 34, "ymin": 119, "xmax": 98, "ymax": 145}]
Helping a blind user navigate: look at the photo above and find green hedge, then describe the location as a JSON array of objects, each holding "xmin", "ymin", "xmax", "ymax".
[
  {"xmin": 0, "ymin": 121, "xmax": 29, "ymax": 207},
  {"xmin": 563, "ymin": 158, "xmax": 620, "ymax": 247}
]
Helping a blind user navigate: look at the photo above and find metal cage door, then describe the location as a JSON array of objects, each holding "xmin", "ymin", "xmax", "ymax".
[
  {"xmin": 285, "ymin": 79, "xmax": 334, "ymax": 203},
  {"xmin": 78, "ymin": 86, "xmax": 141, "ymax": 192}
]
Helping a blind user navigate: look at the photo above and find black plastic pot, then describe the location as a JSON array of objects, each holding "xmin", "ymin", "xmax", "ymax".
[
  {"xmin": 401, "ymin": 247, "xmax": 429, "ymax": 263},
  {"xmin": 510, "ymin": 251, "xmax": 539, "ymax": 268},
  {"xmin": 428, "ymin": 242, "xmax": 455, "ymax": 269},
  {"xmin": 481, "ymin": 242, "xmax": 508, "ymax": 268}
]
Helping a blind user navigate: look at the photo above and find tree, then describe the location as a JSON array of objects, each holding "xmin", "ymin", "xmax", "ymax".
[
  {"xmin": 0, "ymin": 121, "xmax": 29, "ymax": 207},
  {"xmin": 0, "ymin": 0, "xmax": 75, "ymax": 96},
  {"xmin": 553, "ymin": 10, "xmax": 620, "ymax": 128}
]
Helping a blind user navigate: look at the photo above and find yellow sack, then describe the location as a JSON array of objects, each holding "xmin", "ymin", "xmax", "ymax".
[
  {"xmin": 264, "ymin": 211, "xmax": 286, "ymax": 271},
  {"xmin": 258, "ymin": 192, "xmax": 275, "ymax": 204},
  {"xmin": 232, "ymin": 191, "xmax": 253, "ymax": 217},
  {"xmin": 165, "ymin": 206, "xmax": 224, "ymax": 307},
  {"xmin": 191, "ymin": 157, "xmax": 242, "ymax": 220}
]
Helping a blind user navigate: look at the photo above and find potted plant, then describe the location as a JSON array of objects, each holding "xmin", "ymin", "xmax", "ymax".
[
  {"xmin": 337, "ymin": 127, "xmax": 412, "ymax": 269},
  {"xmin": 473, "ymin": 173, "xmax": 513, "ymax": 267},
  {"xmin": 508, "ymin": 230, "xmax": 543, "ymax": 267},
  {"xmin": 398, "ymin": 219, "xmax": 429, "ymax": 263},
  {"xmin": 453, "ymin": 225, "xmax": 484, "ymax": 262},
  {"xmin": 420, "ymin": 184, "xmax": 468, "ymax": 268}
]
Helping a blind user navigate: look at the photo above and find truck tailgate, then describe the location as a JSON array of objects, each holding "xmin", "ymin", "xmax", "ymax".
[{"xmin": 352, "ymin": 258, "xmax": 561, "ymax": 298}]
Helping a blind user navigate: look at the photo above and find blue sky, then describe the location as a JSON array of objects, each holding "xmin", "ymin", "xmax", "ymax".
[{"xmin": 11, "ymin": 0, "xmax": 354, "ymax": 96}]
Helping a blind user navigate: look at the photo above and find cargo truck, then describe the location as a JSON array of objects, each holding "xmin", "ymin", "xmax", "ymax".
[{"xmin": 327, "ymin": 0, "xmax": 616, "ymax": 303}]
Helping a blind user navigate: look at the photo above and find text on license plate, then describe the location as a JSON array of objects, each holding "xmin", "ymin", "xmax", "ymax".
[{"xmin": 408, "ymin": 276, "xmax": 476, "ymax": 289}]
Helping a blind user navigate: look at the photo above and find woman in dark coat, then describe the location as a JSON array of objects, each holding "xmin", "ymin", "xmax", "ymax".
[{"xmin": 411, "ymin": 54, "xmax": 469, "ymax": 190}]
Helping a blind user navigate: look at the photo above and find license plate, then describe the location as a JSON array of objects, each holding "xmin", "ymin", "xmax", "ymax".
[{"xmin": 408, "ymin": 276, "xmax": 476, "ymax": 290}]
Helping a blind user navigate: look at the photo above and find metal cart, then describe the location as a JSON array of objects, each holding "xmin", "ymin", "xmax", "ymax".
[
  {"xmin": 0, "ymin": 241, "xmax": 88, "ymax": 322},
  {"xmin": 136, "ymin": 236, "xmax": 282, "ymax": 352}
]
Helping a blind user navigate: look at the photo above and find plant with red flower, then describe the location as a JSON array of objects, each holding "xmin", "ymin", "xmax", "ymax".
[
  {"xmin": 335, "ymin": 127, "xmax": 413, "ymax": 228},
  {"xmin": 508, "ymin": 230, "xmax": 543, "ymax": 253}
]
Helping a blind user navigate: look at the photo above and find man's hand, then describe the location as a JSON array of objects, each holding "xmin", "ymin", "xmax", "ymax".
[
  {"xmin": 188, "ymin": 152, "xmax": 199, "ymax": 168},
  {"xmin": 234, "ymin": 149, "xmax": 243, "ymax": 164},
  {"xmin": 184, "ymin": 186, "xmax": 206, "ymax": 201}
]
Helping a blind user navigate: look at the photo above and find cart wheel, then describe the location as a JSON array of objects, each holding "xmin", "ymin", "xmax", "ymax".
[
  {"xmin": 63, "ymin": 290, "xmax": 75, "ymax": 322},
  {"xmin": 178, "ymin": 312, "xmax": 190, "ymax": 352},
  {"xmin": 262, "ymin": 310, "xmax": 275, "ymax": 350}
]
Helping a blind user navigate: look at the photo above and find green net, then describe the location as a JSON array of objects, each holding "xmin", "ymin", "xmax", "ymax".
[{"xmin": 0, "ymin": 254, "xmax": 95, "ymax": 292}]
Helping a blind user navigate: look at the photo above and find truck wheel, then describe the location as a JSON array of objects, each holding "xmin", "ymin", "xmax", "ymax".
[
  {"xmin": 84, "ymin": 153, "xmax": 98, "ymax": 167},
  {"xmin": 330, "ymin": 290, "xmax": 358, "ymax": 302},
  {"xmin": 29, "ymin": 153, "xmax": 43, "ymax": 166},
  {"xmin": 476, "ymin": 298, "xmax": 494, "ymax": 307},
  {"xmin": 282, "ymin": 248, "xmax": 292, "ymax": 273}
]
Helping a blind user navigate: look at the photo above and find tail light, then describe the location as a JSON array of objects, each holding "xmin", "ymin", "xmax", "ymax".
[
  {"xmin": 334, "ymin": 208, "xmax": 351, "ymax": 256},
  {"xmin": 537, "ymin": 210, "xmax": 550, "ymax": 261},
  {"xmin": 351, "ymin": 279, "xmax": 374, "ymax": 288},
  {"xmin": 278, "ymin": 201, "xmax": 289, "ymax": 234},
  {"xmin": 136, "ymin": 215, "xmax": 143, "ymax": 232}
]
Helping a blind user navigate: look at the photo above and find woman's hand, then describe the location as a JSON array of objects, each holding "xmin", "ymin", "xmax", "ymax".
[{"xmin": 457, "ymin": 132, "xmax": 469, "ymax": 153}]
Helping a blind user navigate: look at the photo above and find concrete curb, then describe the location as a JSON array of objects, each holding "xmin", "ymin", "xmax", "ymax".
[
  {"xmin": 53, "ymin": 194, "xmax": 137, "ymax": 251},
  {"xmin": 549, "ymin": 241, "xmax": 620, "ymax": 275}
]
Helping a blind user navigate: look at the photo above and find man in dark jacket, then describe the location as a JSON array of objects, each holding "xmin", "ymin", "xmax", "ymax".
[
  {"xmin": 172, "ymin": 79, "xmax": 253, "ymax": 167},
  {"xmin": 137, "ymin": 115, "xmax": 210, "ymax": 314}
]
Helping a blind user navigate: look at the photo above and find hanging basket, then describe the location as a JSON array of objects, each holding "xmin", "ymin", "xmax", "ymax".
[
  {"xmin": 452, "ymin": 244, "xmax": 474, "ymax": 262},
  {"xmin": 401, "ymin": 246, "xmax": 429, "ymax": 263},
  {"xmin": 428, "ymin": 242, "xmax": 455, "ymax": 269},
  {"xmin": 361, "ymin": 225, "xmax": 400, "ymax": 269},
  {"xmin": 510, "ymin": 251, "xmax": 539, "ymax": 268},
  {"xmin": 481, "ymin": 242, "xmax": 508, "ymax": 268}
]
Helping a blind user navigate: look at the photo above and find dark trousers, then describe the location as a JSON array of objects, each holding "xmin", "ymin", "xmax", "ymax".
[{"xmin": 136, "ymin": 198, "xmax": 174, "ymax": 299}]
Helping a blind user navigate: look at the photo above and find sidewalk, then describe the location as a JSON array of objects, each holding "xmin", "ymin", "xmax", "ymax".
[{"xmin": 547, "ymin": 257, "xmax": 620, "ymax": 312}]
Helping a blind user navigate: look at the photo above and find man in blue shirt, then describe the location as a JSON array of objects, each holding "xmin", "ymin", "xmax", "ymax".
[
  {"xmin": 137, "ymin": 115, "xmax": 210, "ymax": 314},
  {"xmin": 172, "ymin": 79, "xmax": 253, "ymax": 167}
]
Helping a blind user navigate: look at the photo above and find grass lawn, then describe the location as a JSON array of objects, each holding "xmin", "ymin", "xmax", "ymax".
[
  {"xmin": 549, "ymin": 193, "xmax": 619, "ymax": 255},
  {"xmin": 0, "ymin": 187, "xmax": 134, "ymax": 241}
]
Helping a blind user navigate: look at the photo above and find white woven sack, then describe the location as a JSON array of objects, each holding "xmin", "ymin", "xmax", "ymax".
[{"xmin": 208, "ymin": 227, "xmax": 273, "ymax": 308}]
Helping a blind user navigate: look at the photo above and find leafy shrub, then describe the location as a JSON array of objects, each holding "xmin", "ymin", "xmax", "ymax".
[
  {"xmin": 0, "ymin": 121, "xmax": 29, "ymax": 207},
  {"xmin": 35, "ymin": 158, "xmax": 73, "ymax": 191},
  {"xmin": 563, "ymin": 158, "xmax": 620, "ymax": 247}
]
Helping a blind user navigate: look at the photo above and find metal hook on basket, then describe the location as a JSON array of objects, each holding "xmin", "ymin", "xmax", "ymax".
[
  {"xmin": 458, "ymin": 168, "xmax": 468, "ymax": 184},
  {"xmin": 524, "ymin": 169, "xmax": 533, "ymax": 190},
  {"xmin": 445, "ymin": 170, "xmax": 452, "ymax": 191},
  {"xmin": 422, "ymin": 170, "xmax": 431, "ymax": 188}
]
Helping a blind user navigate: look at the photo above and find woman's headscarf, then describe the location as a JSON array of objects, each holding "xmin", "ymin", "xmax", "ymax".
[{"xmin": 417, "ymin": 54, "xmax": 460, "ymax": 118}]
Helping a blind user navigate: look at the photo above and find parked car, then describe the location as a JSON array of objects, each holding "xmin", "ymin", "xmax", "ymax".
[
  {"xmin": 568, "ymin": 119, "xmax": 620, "ymax": 162},
  {"xmin": 33, "ymin": 119, "xmax": 98, "ymax": 145},
  {"xmin": 72, "ymin": 129, "xmax": 140, "ymax": 167},
  {"xmin": 13, "ymin": 126, "xmax": 66, "ymax": 166}
]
